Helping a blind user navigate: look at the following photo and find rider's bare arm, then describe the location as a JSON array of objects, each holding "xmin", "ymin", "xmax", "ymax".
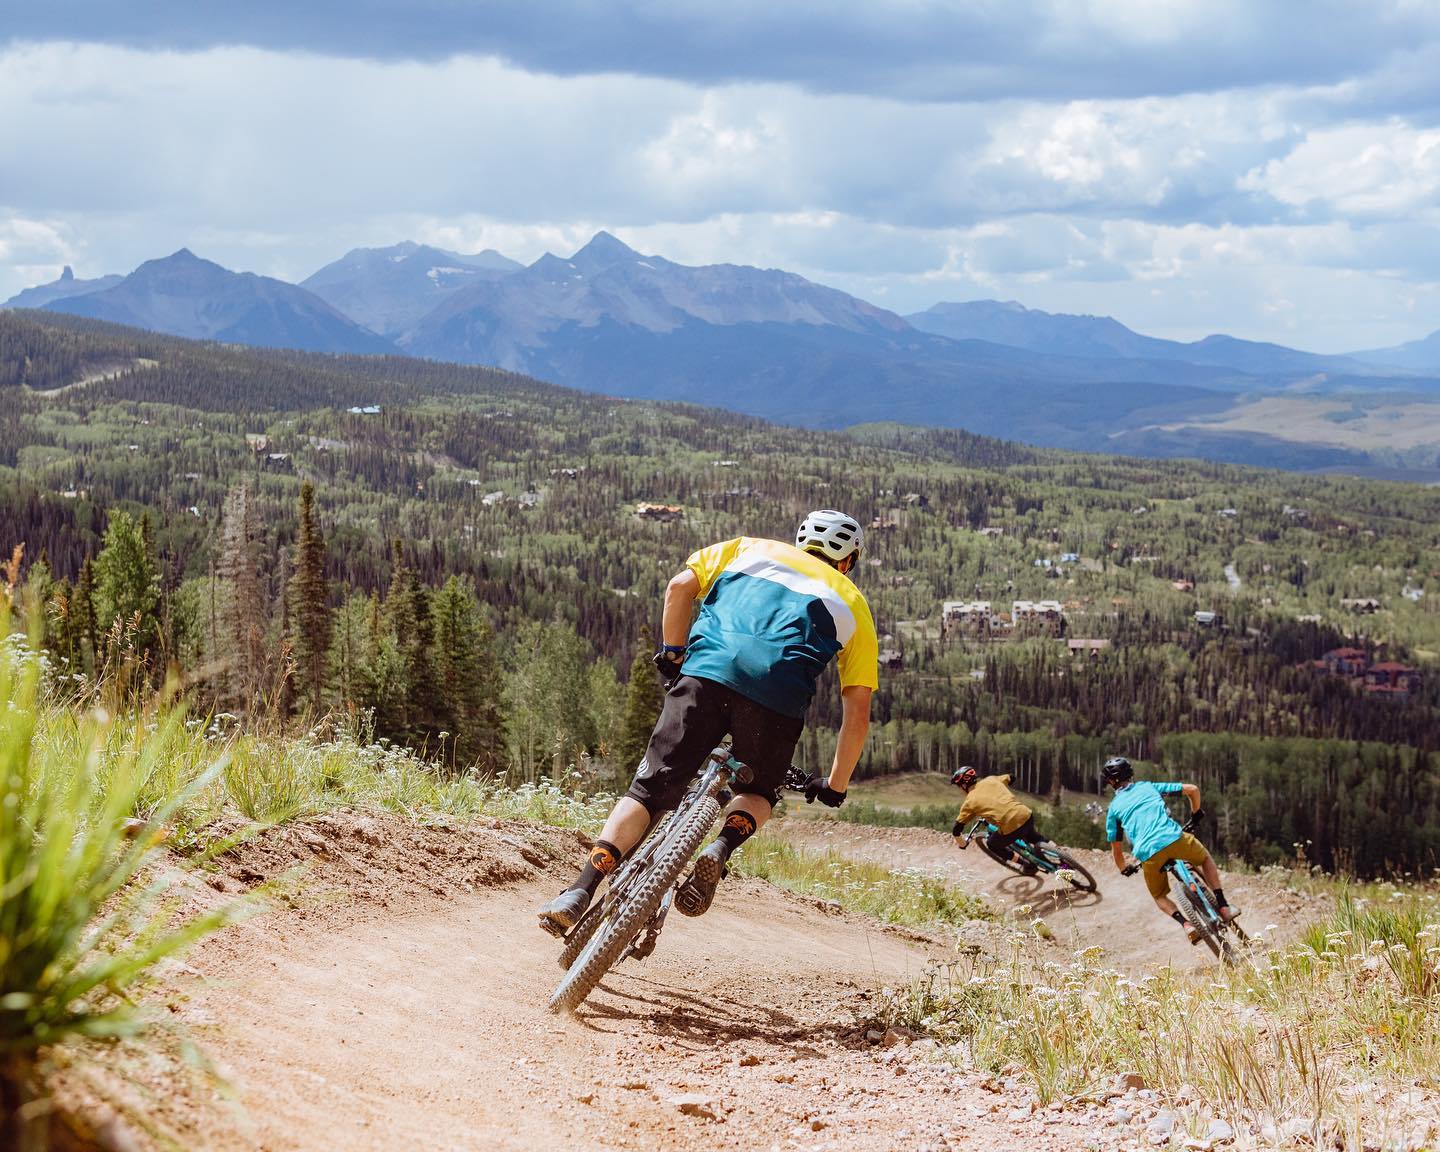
[
  {"xmin": 1111, "ymin": 840, "xmax": 1128, "ymax": 872},
  {"xmin": 1180, "ymin": 782, "xmax": 1201, "ymax": 814},
  {"xmin": 662, "ymin": 569, "xmax": 701, "ymax": 647},
  {"xmin": 826, "ymin": 685, "xmax": 872, "ymax": 793}
]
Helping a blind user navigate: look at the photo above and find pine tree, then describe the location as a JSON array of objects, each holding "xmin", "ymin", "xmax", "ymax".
[
  {"xmin": 217, "ymin": 483, "xmax": 269, "ymax": 711},
  {"xmin": 93, "ymin": 509, "xmax": 161, "ymax": 662},
  {"xmin": 74, "ymin": 557, "xmax": 98, "ymax": 676},
  {"xmin": 616, "ymin": 630, "xmax": 663, "ymax": 772},
  {"xmin": 290, "ymin": 482, "xmax": 332, "ymax": 717},
  {"xmin": 431, "ymin": 576, "xmax": 506, "ymax": 773}
]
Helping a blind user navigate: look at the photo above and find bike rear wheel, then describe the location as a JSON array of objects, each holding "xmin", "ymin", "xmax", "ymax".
[
  {"xmin": 548, "ymin": 795, "xmax": 722, "ymax": 1014},
  {"xmin": 1040, "ymin": 846, "xmax": 1097, "ymax": 892}
]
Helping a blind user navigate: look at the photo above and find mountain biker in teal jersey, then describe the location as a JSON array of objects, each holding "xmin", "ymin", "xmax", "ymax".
[
  {"xmin": 537, "ymin": 510, "xmax": 879, "ymax": 936},
  {"xmin": 1102, "ymin": 756, "xmax": 1240, "ymax": 944}
]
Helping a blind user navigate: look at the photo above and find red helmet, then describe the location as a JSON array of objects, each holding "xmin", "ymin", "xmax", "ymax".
[{"xmin": 951, "ymin": 766, "xmax": 978, "ymax": 790}]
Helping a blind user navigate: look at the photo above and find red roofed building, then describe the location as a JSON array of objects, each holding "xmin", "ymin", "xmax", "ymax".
[
  {"xmin": 1321, "ymin": 647, "xmax": 1368, "ymax": 677},
  {"xmin": 1364, "ymin": 662, "xmax": 1421, "ymax": 697}
]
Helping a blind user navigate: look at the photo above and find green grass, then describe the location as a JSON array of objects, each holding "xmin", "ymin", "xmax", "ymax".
[
  {"xmin": 1, "ymin": 621, "xmax": 616, "ymax": 1140},
  {"xmin": 731, "ymin": 831, "xmax": 990, "ymax": 927},
  {"xmin": 872, "ymin": 887, "xmax": 1440, "ymax": 1146}
]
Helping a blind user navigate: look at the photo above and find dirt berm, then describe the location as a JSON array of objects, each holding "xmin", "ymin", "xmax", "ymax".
[{"xmin": 55, "ymin": 810, "xmax": 1327, "ymax": 1151}]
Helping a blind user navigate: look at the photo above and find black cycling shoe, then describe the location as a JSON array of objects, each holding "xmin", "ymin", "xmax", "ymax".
[
  {"xmin": 675, "ymin": 843, "xmax": 728, "ymax": 918},
  {"xmin": 537, "ymin": 888, "xmax": 591, "ymax": 938}
]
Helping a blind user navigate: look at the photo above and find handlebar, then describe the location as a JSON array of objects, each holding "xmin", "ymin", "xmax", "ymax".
[{"xmin": 783, "ymin": 765, "xmax": 810, "ymax": 793}]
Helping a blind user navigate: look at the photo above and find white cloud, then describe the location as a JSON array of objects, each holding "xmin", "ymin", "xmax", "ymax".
[
  {"xmin": 0, "ymin": 213, "xmax": 76, "ymax": 293},
  {"xmin": 1242, "ymin": 121, "xmax": 1440, "ymax": 216},
  {"xmin": 2, "ymin": 37, "xmax": 1440, "ymax": 351}
]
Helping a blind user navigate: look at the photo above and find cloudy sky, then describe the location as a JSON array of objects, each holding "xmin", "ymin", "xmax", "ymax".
[{"xmin": 3, "ymin": 1, "xmax": 1440, "ymax": 351}]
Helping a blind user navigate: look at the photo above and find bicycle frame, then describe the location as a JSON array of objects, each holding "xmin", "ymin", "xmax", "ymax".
[
  {"xmin": 964, "ymin": 818, "xmax": 1051, "ymax": 870},
  {"xmin": 1166, "ymin": 858, "xmax": 1219, "ymax": 923}
]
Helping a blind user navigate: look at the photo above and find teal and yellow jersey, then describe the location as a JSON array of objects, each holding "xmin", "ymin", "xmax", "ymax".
[{"xmin": 679, "ymin": 537, "xmax": 879, "ymax": 719}]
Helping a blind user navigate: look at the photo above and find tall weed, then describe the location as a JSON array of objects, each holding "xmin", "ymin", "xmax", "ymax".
[{"xmin": 0, "ymin": 619, "xmax": 250, "ymax": 1143}]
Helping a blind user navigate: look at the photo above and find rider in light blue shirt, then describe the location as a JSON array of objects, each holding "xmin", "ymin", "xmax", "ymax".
[
  {"xmin": 1103, "ymin": 757, "xmax": 1240, "ymax": 944},
  {"xmin": 1105, "ymin": 779, "xmax": 1186, "ymax": 862}
]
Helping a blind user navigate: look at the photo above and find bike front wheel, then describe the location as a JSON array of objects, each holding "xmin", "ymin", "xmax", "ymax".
[
  {"xmin": 1175, "ymin": 886, "xmax": 1230, "ymax": 961},
  {"xmin": 556, "ymin": 813, "xmax": 675, "ymax": 970},
  {"xmin": 977, "ymin": 836, "xmax": 1028, "ymax": 875},
  {"xmin": 548, "ymin": 795, "xmax": 722, "ymax": 1014}
]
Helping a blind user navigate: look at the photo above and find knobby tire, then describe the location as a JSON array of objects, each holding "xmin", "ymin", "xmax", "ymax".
[
  {"xmin": 548, "ymin": 795, "xmax": 722, "ymax": 1014},
  {"xmin": 977, "ymin": 837, "xmax": 1026, "ymax": 875},
  {"xmin": 1176, "ymin": 886, "xmax": 1223, "ymax": 960},
  {"xmin": 556, "ymin": 898, "xmax": 606, "ymax": 970},
  {"xmin": 1044, "ymin": 848, "xmax": 1098, "ymax": 893},
  {"xmin": 556, "ymin": 813, "xmax": 675, "ymax": 971}
]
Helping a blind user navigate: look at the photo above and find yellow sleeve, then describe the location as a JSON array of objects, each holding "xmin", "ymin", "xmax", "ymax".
[
  {"xmin": 999, "ymin": 774, "xmax": 1012, "ymax": 787},
  {"xmin": 836, "ymin": 593, "xmax": 879, "ymax": 691},
  {"xmin": 957, "ymin": 796, "xmax": 976, "ymax": 824},
  {"xmin": 685, "ymin": 537, "xmax": 744, "ymax": 595}
]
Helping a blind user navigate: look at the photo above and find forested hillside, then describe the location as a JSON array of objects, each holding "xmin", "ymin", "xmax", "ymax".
[{"xmin": 3, "ymin": 310, "xmax": 1438, "ymax": 874}]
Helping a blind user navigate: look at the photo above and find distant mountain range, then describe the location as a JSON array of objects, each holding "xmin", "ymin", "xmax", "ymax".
[
  {"xmin": 5, "ymin": 265, "xmax": 124, "ymax": 310},
  {"xmin": 32, "ymin": 250, "xmax": 394, "ymax": 355},
  {"xmin": 905, "ymin": 300, "xmax": 1395, "ymax": 381},
  {"xmin": 7, "ymin": 235, "xmax": 1440, "ymax": 470},
  {"xmin": 302, "ymin": 241, "xmax": 522, "ymax": 336}
]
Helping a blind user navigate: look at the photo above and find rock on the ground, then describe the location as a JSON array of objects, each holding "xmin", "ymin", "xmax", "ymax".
[
  {"xmin": 668, "ymin": 1094, "xmax": 721, "ymax": 1121},
  {"xmin": 1147, "ymin": 1110, "xmax": 1177, "ymax": 1144}
]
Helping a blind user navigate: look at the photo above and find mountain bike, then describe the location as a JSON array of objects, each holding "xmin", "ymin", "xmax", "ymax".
[
  {"xmin": 959, "ymin": 818, "xmax": 1098, "ymax": 892},
  {"xmin": 1123, "ymin": 818, "xmax": 1247, "ymax": 963},
  {"xmin": 548, "ymin": 750, "xmax": 804, "ymax": 1014}
]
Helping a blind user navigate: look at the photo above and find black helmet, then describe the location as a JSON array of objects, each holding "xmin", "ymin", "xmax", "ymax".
[
  {"xmin": 951, "ymin": 766, "xmax": 978, "ymax": 790},
  {"xmin": 1102, "ymin": 756, "xmax": 1134, "ymax": 786}
]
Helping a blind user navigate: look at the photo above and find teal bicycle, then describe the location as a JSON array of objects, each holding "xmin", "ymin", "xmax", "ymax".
[
  {"xmin": 1124, "ymin": 817, "xmax": 1247, "ymax": 963},
  {"xmin": 960, "ymin": 818, "xmax": 1098, "ymax": 893}
]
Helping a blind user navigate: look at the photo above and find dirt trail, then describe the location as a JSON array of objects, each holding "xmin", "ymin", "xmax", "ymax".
[
  {"xmin": 772, "ymin": 820, "xmax": 1324, "ymax": 973},
  {"xmin": 84, "ymin": 811, "xmax": 1329, "ymax": 1151},
  {"xmin": 114, "ymin": 811, "xmax": 1063, "ymax": 1152}
]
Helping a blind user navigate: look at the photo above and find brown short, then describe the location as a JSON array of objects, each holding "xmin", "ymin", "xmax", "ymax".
[{"xmin": 1141, "ymin": 832, "xmax": 1209, "ymax": 900}]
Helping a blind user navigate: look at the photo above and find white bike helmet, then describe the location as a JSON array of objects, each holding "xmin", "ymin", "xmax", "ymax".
[{"xmin": 796, "ymin": 509, "xmax": 864, "ymax": 563}]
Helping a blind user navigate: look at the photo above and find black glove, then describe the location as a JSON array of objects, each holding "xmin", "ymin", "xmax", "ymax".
[
  {"xmin": 652, "ymin": 648, "xmax": 684, "ymax": 685},
  {"xmin": 1121, "ymin": 862, "xmax": 1140, "ymax": 877},
  {"xmin": 804, "ymin": 774, "xmax": 847, "ymax": 808},
  {"xmin": 1188, "ymin": 808, "xmax": 1205, "ymax": 827}
]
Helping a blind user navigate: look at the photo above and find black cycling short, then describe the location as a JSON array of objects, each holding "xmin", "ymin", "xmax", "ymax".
[
  {"xmin": 625, "ymin": 675, "xmax": 805, "ymax": 814},
  {"xmin": 987, "ymin": 815, "xmax": 1046, "ymax": 855}
]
